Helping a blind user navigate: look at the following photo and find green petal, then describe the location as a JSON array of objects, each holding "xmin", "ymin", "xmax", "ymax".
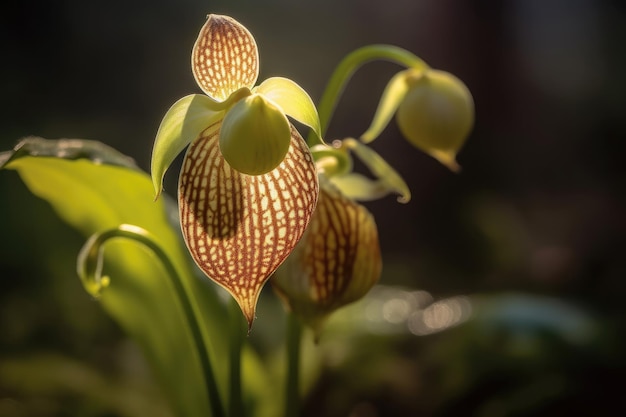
[
  {"xmin": 328, "ymin": 172, "xmax": 391, "ymax": 201},
  {"xmin": 151, "ymin": 94, "xmax": 222, "ymax": 198},
  {"xmin": 256, "ymin": 77, "xmax": 324, "ymax": 145},
  {"xmin": 360, "ymin": 69, "xmax": 414, "ymax": 143},
  {"xmin": 343, "ymin": 138, "xmax": 411, "ymax": 203}
]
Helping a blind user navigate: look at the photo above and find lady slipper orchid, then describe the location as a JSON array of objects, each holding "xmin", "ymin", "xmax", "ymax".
[
  {"xmin": 272, "ymin": 175, "xmax": 382, "ymax": 338},
  {"xmin": 150, "ymin": 14, "xmax": 323, "ymax": 328},
  {"xmin": 272, "ymin": 138, "xmax": 411, "ymax": 337}
]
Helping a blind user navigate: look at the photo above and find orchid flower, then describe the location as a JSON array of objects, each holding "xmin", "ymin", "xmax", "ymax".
[
  {"xmin": 271, "ymin": 47, "xmax": 474, "ymax": 336},
  {"xmin": 272, "ymin": 137, "xmax": 412, "ymax": 338},
  {"xmin": 272, "ymin": 174, "xmax": 381, "ymax": 337},
  {"xmin": 150, "ymin": 14, "xmax": 323, "ymax": 328}
]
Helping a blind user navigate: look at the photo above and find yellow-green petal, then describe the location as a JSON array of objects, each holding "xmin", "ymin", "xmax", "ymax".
[
  {"xmin": 343, "ymin": 138, "xmax": 411, "ymax": 203},
  {"xmin": 151, "ymin": 94, "xmax": 222, "ymax": 198},
  {"xmin": 328, "ymin": 172, "xmax": 391, "ymax": 201},
  {"xmin": 192, "ymin": 14, "xmax": 259, "ymax": 101},
  {"xmin": 256, "ymin": 77, "xmax": 323, "ymax": 145},
  {"xmin": 179, "ymin": 121, "xmax": 319, "ymax": 328},
  {"xmin": 360, "ymin": 68, "xmax": 416, "ymax": 143}
]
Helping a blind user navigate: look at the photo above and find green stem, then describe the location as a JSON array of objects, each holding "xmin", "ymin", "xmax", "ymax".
[
  {"xmin": 77, "ymin": 224, "xmax": 225, "ymax": 417},
  {"xmin": 311, "ymin": 44, "xmax": 429, "ymax": 143},
  {"xmin": 285, "ymin": 313, "xmax": 303, "ymax": 417},
  {"xmin": 228, "ymin": 298, "xmax": 246, "ymax": 417}
]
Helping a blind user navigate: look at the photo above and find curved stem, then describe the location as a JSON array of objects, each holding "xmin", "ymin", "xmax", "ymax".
[
  {"xmin": 228, "ymin": 297, "xmax": 246, "ymax": 417},
  {"xmin": 285, "ymin": 313, "xmax": 303, "ymax": 417},
  {"xmin": 311, "ymin": 44, "xmax": 429, "ymax": 143},
  {"xmin": 77, "ymin": 224, "xmax": 225, "ymax": 417}
]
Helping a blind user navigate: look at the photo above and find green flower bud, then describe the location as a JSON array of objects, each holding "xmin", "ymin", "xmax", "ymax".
[
  {"xmin": 219, "ymin": 94, "xmax": 291, "ymax": 175},
  {"xmin": 396, "ymin": 69, "xmax": 474, "ymax": 171},
  {"xmin": 273, "ymin": 177, "xmax": 381, "ymax": 338}
]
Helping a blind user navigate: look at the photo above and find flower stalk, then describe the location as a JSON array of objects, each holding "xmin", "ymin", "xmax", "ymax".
[
  {"xmin": 228, "ymin": 297, "xmax": 246, "ymax": 417},
  {"xmin": 77, "ymin": 224, "xmax": 225, "ymax": 417},
  {"xmin": 285, "ymin": 313, "xmax": 303, "ymax": 417},
  {"xmin": 313, "ymin": 44, "xmax": 429, "ymax": 141}
]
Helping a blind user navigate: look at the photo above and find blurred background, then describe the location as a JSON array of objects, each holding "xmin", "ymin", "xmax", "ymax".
[{"xmin": 1, "ymin": 0, "xmax": 625, "ymax": 416}]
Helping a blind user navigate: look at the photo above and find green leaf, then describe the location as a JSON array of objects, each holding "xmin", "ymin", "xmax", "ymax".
[
  {"xmin": 151, "ymin": 94, "xmax": 222, "ymax": 198},
  {"xmin": 343, "ymin": 138, "xmax": 411, "ymax": 203},
  {"xmin": 1, "ymin": 136, "xmax": 139, "ymax": 170},
  {"xmin": 360, "ymin": 69, "xmax": 413, "ymax": 143},
  {"xmin": 256, "ymin": 77, "xmax": 324, "ymax": 145},
  {"xmin": 1, "ymin": 138, "xmax": 276, "ymax": 417}
]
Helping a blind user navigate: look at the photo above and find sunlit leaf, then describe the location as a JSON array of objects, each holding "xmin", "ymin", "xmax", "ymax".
[
  {"xmin": 0, "ymin": 137, "xmax": 275, "ymax": 417},
  {"xmin": 256, "ymin": 77, "xmax": 323, "ymax": 144}
]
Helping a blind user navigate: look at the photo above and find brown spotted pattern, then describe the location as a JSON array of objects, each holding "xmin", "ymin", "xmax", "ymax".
[
  {"xmin": 178, "ymin": 120, "xmax": 318, "ymax": 327},
  {"xmin": 192, "ymin": 14, "xmax": 259, "ymax": 101},
  {"xmin": 273, "ymin": 178, "xmax": 382, "ymax": 333}
]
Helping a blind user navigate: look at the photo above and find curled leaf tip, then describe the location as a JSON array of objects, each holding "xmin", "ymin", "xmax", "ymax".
[{"xmin": 77, "ymin": 224, "xmax": 151, "ymax": 297}]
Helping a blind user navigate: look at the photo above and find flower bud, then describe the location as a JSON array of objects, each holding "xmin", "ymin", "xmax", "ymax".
[
  {"xmin": 272, "ymin": 177, "xmax": 381, "ymax": 338},
  {"xmin": 396, "ymin": 69, "xmax": 474, "ymax": 171},
  {"xmin": 219, "ymin": 94, "xmax": 291, "ymax": 175}
]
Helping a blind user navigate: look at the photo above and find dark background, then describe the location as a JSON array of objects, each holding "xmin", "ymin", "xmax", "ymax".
[{"xmin": 1, "ymin": 0, "xmax": 625, "ymax": 416}]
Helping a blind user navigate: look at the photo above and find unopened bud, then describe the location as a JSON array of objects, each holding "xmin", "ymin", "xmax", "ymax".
[
  {"xmin": 273, "ymin": 177, "xmax": 381, "ymax": 338},
  {"xmin": 396, "ymin": 70, "xmax": 474, "ymax": 171}
]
